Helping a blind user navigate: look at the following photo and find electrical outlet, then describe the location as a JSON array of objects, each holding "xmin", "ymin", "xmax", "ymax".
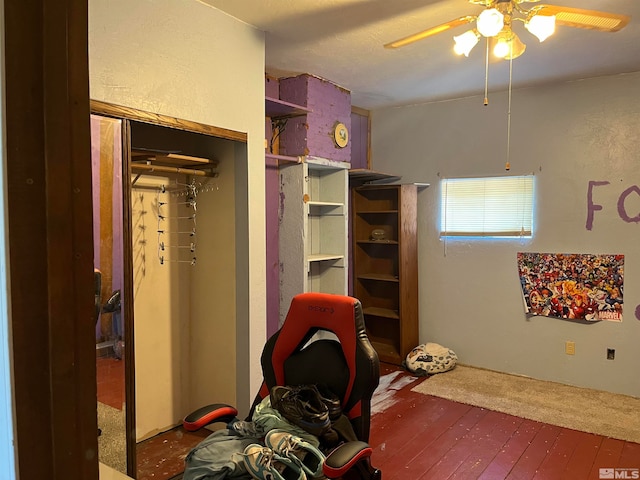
[
  {"xmin": 607, "ymin": 348, "xmax": 615, "ymax": 360},
  {"xmin": 565, "ymin": 341, "xmax": 575, "ymax": 355}
]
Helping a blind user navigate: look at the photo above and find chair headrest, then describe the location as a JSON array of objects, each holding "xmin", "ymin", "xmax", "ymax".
[{"xmin": 271, "ymin": 293, "xmax": 364, "ymax": 405}]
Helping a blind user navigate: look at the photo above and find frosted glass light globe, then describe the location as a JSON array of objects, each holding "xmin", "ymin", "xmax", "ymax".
[
  {"xmin": 477, "ymin": 8, "xmax": 504, "ymax": 37},
  {"xmin": 526, "ymin": 14, "xmax": 556, "ymax": 42}
]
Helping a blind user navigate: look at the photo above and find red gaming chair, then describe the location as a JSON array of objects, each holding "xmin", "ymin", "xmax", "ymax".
[{"xmin": 183, "ymin": 292, "xmax": 381, "ymax": 479}]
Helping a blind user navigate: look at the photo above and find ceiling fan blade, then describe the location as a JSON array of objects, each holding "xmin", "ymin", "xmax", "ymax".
[
  {"xmin": 469, "ymin": 0, "xmax": 540, "ymax": 5},
  {"xmin": 533, "ymin": 5, "xmax": 630, "ymax": 32},
  {"xmin": 384, "ymin": 16, "xmax": 476, "ymax": 49}
]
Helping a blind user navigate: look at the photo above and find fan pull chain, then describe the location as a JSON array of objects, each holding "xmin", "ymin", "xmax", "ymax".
[
  {"xmin": 506, "ymin": 56, "xmax": 513, "ymax": 171},
  {"xmin": 483, "ymin": 38, "xmax": 489, "ymax": 106}
]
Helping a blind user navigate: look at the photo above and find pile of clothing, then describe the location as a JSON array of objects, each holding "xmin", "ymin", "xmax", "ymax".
[{"xmin": 184, "ymin": 384, "xmax": 357, "ymax": 480}]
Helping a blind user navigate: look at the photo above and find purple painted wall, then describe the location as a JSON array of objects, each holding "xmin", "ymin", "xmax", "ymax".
[
  {"xmin": 265, "ymin": 75, "xmax": 279, "ymax": 98},
  {"xmin": 279, "ymin": 74, "xmax": 351, "ymax": 163},
  {"xmin": 350, "ymin": 111, "xmax": 369, "ymax": 170},
  {"xmin": 265, "ymin": 78, "xmax": 280, "ymax": 336},
  {"xmin": 265, "ymin": 156, "xmax": 279, "ymax": 337}
]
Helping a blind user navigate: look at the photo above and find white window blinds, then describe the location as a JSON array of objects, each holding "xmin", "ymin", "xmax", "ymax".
[{"xmin": 440, "ymin": 175, "xmax": 534, "ymax": 237}]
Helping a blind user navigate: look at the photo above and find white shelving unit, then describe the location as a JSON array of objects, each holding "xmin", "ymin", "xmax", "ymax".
[{"xmin": 279, "ymin": 156, "xmax": 350, "ymax": 324}]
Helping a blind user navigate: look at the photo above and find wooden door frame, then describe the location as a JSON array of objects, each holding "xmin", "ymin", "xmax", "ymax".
[
  {"xmin": 91, "ymin": 100, "xmax": 247, "ymax": 476},
  {"xmin": 91, "ymin": 100, "xmax": 248, "ymax": 142},
  {"xmin": 5, "ymin": 1, "xmax": 97, "ymax": 479}
]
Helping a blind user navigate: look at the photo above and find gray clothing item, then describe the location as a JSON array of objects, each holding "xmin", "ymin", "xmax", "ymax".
[
  {"xmin": 183, "ymin": 396, "xmax": 320, "ymax": 479},
  {"xmin": 253, "ymin": 396, "xmax": 320, "ymax": 447},
  {"xmin": 182, "ymin": 428, "xmax": 258, "ymax": 480}
]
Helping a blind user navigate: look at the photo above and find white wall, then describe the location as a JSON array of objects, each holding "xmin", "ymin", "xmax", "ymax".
[
  {"xmin": 371, "ymin": 72, "xmax": 640, "ymax": 397},
  {"xmin": 89, "ymin": 0, "xmax": 267, "ymax": 421},
  {"xmin": 188, "ymin": 140, "xmax": 239, "ymax": 411},
  {"xmin": 130, "ymin": 174, "xmax": 196, "ymax": 439}
]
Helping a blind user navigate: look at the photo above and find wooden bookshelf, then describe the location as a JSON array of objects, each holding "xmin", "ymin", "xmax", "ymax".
[{"xmin": 352, "ymin": 184, "xmax": 419, "ymax": 365}]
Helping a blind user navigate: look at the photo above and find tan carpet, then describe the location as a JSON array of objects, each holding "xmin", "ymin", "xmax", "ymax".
[
  {"xmin": 411, "ymin": 365, "xmax": 640, "ymax": 444},
  {"xmin": 97, "ymin": 402, "xmax": 127, "ymax": 474}
]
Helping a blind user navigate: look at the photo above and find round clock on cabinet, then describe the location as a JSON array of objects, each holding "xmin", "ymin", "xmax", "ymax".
[{"xmin": 333, "ymin": 122, "xmax": 349, "ymax": 148}]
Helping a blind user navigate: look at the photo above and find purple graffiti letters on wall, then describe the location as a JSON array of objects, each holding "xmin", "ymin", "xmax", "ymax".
[
  {"xmin": 585, "ymin": 180, "xmax": 610, "ymax": 230},
  {"xmin": 586, "ymin": 180, "xmax": 640, "ymax": 230},
  {"xmin": 617, "ymin": 185, "xmax": 640, "ymax": 224}
]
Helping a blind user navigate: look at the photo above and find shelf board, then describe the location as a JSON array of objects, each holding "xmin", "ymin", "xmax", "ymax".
[
  {"xmin": 356, "ymin": 210, "xmax": 398, "ymax": 215},
  {"xmin": 267, "ymin": 153, "xmax": 350, "ymax": 169},
  {"xmin": 308, "ymin": 201, "xmax": 344, "ymax": 207},
  {"xmin": 368, "ymin": 340, "xmax": 402, "ymax": 364},
  {"xmin": 265, "ymin": 96, "xmax": 311, "ymax": 118},
  {"xmin": 356, "ymin": 240, "xmax": 399, "ymax": 245},
  {"xmin": 305, "ymin": 156, "xmax": 351, "ymax": 170},
  {"xmin": 349, "ymin": 169, "xmax": 402, "ymax": 185},
  {"xmin": 308, "ymin": 201, "xmax": 345, "ymax": 216},
  {"xmin": 357, "ymin": 273, "xmax": 399, "ymax": 282},
  {"xmin": 307, "ymin": 254, "xmax": 345, "ymax": 263},
  {"xmin": 130, "ymin": 150, "xmax": 219, "ymax": 178},
  {"xmin": 363, "ymin": 307, "xmax": 399, "ymax": 319},
  {"xmin": 132, "ymin": 150, "xmax": 218, "ymax": 166}
]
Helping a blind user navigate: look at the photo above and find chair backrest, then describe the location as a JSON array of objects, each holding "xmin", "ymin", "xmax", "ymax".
[{"xmin": 252, "ymin": 292, "xmax": 379, "ymax": 441}]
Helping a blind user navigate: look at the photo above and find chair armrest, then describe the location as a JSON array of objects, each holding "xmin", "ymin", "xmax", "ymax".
[
  {"xmin": 182, "ymin": 403, "xmax": 239, "ymax": 432},
  {"xmin": 322, "ymin": 441, "xmax": 381, "ymax": 479}
]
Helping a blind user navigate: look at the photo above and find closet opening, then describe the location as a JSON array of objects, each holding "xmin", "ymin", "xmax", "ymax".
[{"xmin": 91, "ymin": 101, "xmax": 249, "ymax": 479}]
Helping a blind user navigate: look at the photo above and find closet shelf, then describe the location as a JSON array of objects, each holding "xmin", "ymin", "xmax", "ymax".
[
  {"xmin": 308, "ymin": 205, "xmax": 345, "ymax": 217},
  {"xmin": 266, "ymin": 96, "xmax": 311, "ymax": 118},
  {"xmin": 307, "ymin": 254, "xmax": 345, "ymax": 263},
  {"xmin": 131, "ymin": 150, "xmax": 219, "ymax": 178},
  {"xmin": 308, "ymin": 201, "xmax": 344, "ymax": 208}
]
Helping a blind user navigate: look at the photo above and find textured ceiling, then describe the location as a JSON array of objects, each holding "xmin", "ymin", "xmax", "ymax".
[{"xmin": 202, "ymin": 0, "xmax": 640, "ymax": 109}]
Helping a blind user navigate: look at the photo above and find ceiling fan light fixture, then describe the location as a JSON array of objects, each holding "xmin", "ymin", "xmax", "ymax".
[
  {"xmin": 453, "ymin": 29, "xmax": 480, "ymax": 56},
  {"xmin": 477, "ymin": 8, "xmax": 504, "ymax": 37},
  {"xmin": 505, "ymin": 33, "xmax": 526, "ymax": 59},
  {"xmin": 493, "ymin": 39, "xmax": 509, "ymax": 58},
  {"xmin": 525, "ymin": 14, "xmax": 556, "ymax": 42},
  {"xmin": 493, "ymin": 31, "xmax": 526, "ymax": 60},
  {"xmin": 383, "ymin": 2, "xmax": 630, "ymax": 62}
]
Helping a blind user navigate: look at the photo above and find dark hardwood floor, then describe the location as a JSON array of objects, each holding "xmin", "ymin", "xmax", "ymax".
[
  {"xmin": 370, "ymin": 363, "xmax": 640, "ymax": 480},
  {"xmin": 98, "ymin": 359, "xmax": 640, "ymax": 479},
  {"xmin": 97, "ymin": 355, "xmax": 125, "ymax": 410},
  {"xmin": 136, "ymin": 426, "xmax": 209, "ymax": 479}
]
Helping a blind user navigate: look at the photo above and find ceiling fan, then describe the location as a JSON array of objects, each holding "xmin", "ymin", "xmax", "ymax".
[{"xmin": 384, "ymin": 0, "xmax": 630, "ymax": 60}]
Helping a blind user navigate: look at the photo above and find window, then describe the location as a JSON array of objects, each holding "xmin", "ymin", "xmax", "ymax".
[{"xmin": 440, "ymin": 175, "xmax": 534, "ymax": 238}]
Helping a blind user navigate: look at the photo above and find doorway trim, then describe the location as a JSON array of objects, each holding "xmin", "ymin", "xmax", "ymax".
[
  {"xmin": 5, "ymin": 0, "xmax": 97, "ymax": 478},
  {"xmin": 91, "ymin": 100, "xmax": 248, "ymax": 143},
  {"xmin": 91, "ymin": 99, "xmax": 248, "ymax": 477}
]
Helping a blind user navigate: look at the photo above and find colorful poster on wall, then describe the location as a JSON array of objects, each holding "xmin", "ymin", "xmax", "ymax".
[{"xmin": 517, "ymin": 252, "xmax": 624, "ymax": 322}]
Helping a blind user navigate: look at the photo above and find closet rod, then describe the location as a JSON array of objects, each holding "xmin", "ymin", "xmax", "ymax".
[{"xmin": 131, "ymin": 163, "xmax": 218, "ymax": 177}]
